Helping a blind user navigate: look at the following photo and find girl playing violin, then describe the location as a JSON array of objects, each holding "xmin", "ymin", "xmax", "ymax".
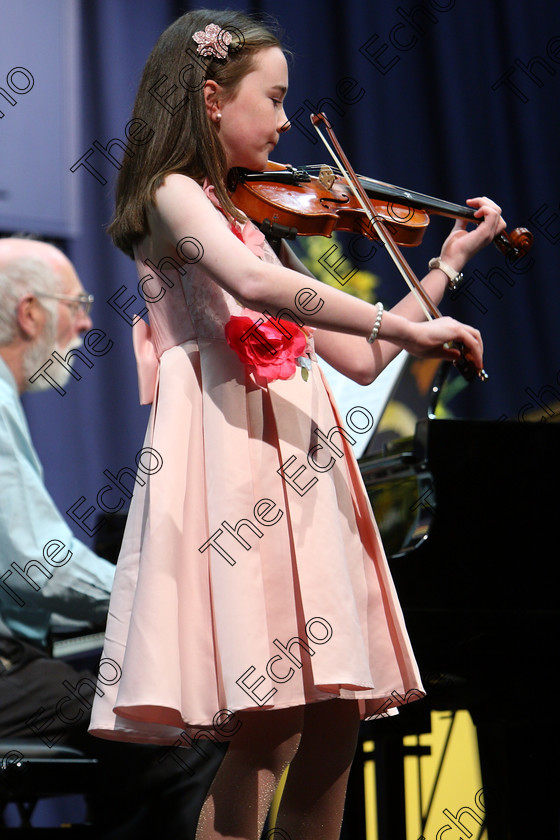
[{"xmin": 89, "ymin": 9, "xmax": 505, "ymax": 840}]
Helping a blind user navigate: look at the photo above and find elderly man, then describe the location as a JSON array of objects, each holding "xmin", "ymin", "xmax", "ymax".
[{"xmin": 0, "ymin": 238, "xmax": 224, "ymax": 836}]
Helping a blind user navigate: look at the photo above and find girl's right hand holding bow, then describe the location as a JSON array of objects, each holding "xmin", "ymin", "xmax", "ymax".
[{"xmin": 386, "ymin": 314, "xmax": 484, "ymax": 371}]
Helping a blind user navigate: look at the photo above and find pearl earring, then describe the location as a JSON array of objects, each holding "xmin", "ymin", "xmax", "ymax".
[{"xmin": 216, "ymin": 112, "xmax": 222, "ymax": 121}]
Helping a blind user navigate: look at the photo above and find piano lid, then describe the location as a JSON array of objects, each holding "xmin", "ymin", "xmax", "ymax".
[{"xmin": 319, "ymin": 352, "xmax": 454, "ymax": 459}]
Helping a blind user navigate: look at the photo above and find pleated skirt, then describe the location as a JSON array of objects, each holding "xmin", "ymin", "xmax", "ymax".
[{"xmin": 89, "ymin": 338, "xmax": 423, "ymax": 744}]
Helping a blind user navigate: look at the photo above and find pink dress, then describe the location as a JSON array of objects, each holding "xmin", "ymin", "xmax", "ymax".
[{"xmin": 89, "ymin": 183, "xmax": 424, "ymax": 745}]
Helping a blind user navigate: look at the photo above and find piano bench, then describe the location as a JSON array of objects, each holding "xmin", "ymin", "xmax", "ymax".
[{"xmin": 0, "ymin": 739, "xmax": 98, "ymax": 831}]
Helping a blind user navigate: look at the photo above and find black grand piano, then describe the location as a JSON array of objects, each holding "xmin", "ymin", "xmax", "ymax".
[{"xmin": 341, "ymin": 353, "xmax": 560, "ymax": 840}]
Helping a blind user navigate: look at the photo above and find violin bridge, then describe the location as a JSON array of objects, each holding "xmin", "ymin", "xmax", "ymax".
[{"xmin": 318, "ymin": 165, "xmax": 336, "ymax": 191}]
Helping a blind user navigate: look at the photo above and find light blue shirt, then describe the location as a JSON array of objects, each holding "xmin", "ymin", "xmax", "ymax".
[{"xmin": 0, "ymin": 356, "xmax": 115, "ymax": 647}]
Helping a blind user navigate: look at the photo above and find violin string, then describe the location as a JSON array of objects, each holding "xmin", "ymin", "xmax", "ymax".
[
  {"xmin": 304, "ymin": 165, "xmax": 476, "ymax": 222},
  {"xmin": 311, "ymin": 120, "xmax": 434, "ymax": 321}
]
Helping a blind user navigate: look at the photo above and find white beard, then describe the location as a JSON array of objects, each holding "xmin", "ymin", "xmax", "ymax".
[{"xmin": 24, "ymin": 315, "xmax": 84, "ymax": 393}]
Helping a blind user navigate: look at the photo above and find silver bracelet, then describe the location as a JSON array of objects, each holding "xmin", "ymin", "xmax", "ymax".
[
  {"xmin": 428, "ymin": 257, "xmax": 464, "ymax": 291},
  {"xmin": 367, "ymin": 302, "xmax": 384, "ymax": 344}
]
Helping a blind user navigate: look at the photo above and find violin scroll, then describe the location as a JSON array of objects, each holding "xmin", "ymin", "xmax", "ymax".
[{"xmin": 494, "ymin": 227, "xmax": 533, "ymax": 261}]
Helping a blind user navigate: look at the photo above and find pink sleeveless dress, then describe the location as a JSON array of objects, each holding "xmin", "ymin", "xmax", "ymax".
[{"xmin": 88, "ymin": 183, "xmax": 424, "ymax": 745}]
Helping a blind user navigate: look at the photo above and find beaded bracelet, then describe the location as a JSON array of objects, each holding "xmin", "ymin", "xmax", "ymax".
[{"xmin": 367, "ymin": 302, "xmax": 384, "ymax": 344}]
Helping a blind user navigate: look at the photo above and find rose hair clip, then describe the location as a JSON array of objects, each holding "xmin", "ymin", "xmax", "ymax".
[{"xmin": 193, "ymin": 23, "xmax": 233, "ymax": 60}]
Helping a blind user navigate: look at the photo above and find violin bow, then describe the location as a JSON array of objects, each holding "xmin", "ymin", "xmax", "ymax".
[{"xmin": 310, "ymin": 111, "xmax": 488, "ymax": 382}]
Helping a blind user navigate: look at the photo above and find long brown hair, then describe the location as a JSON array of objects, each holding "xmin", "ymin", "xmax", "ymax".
[{"xmin": 108, "ymin": 9, "xmax": 285, "ymax": 258}]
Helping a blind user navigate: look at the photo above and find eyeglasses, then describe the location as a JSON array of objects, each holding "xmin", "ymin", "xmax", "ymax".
[{"xmin": 35, "ymin": 292, "xmax": 94, "ymax": 317}]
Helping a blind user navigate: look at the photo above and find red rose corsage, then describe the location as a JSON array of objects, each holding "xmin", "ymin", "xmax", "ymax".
[{"xmin": 225, "ymin": 309, "xmax": 312, "ymax": 383}]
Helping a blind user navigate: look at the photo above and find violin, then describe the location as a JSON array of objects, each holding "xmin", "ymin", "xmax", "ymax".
[
  {"xmin": 228, "ymin": 112, "xmax": 534, "ymax": 382},
  {"xmin": 229, "ymin": 161, "xmax": 532, "ymax": 260}
]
